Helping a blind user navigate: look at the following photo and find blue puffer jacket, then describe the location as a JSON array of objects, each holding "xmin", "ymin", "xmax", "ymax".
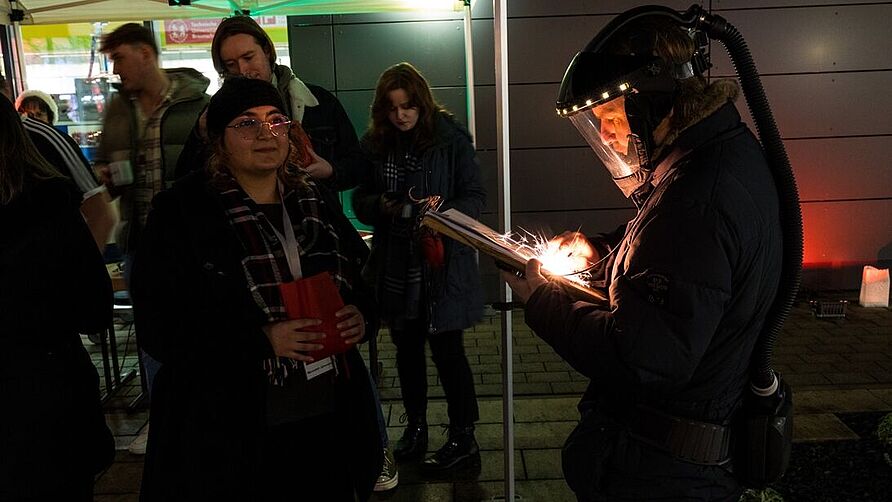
[{"xmin": 353, "ymin": 111, "xmax": 486, "ymax": 333}]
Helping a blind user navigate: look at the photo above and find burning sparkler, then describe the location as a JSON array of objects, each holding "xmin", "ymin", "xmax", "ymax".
[{"xmin": 495, "ymin": 228, "xmax": 595, "ymax": 286}]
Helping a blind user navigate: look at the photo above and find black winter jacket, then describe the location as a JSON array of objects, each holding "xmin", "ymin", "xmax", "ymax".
[
  {"xmin": 526, "ymin": 102, "xmax": 782, "ymax": 500},
  {"xmin": 352, "ymin": 112, "xmax": 486, "ymax": 333},
  {"xmin": 131, "ymin": 171, "xmax": 381, "ymax": 501},
  {"xmin": 0, "ymin": 178, "xmax": 114, "ymax": 498}
]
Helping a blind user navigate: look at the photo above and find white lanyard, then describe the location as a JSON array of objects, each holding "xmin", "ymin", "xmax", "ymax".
[{"xmin": 270, "ymin": 185, "xmax": 303, "ymax": 280}]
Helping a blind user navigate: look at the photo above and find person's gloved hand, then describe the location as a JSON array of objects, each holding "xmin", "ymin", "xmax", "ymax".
[{"xmin": 501, "ymin": 258, "xmax": 549, "ymax": 303}]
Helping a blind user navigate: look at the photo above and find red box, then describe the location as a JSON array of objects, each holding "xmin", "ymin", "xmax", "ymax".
[{"xmin": 278, "ymin": 272, "xmax": 348, "ymax": 359}]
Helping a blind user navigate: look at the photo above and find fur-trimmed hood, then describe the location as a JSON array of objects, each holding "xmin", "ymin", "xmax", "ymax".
[{"xmin": 660, "ymin": 79, "xmax": 740, "ymax": 150}]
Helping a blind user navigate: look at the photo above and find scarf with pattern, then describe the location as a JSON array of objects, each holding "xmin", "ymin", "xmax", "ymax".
[{"xmin": 214, "ymin": 171, "xmax": 350, "ymax": 385}]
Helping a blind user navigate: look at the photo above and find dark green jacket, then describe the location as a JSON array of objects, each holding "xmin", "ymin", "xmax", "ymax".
[{"xmin": 96, "ymin": 68, "xmax": 210, "ymax": 252}]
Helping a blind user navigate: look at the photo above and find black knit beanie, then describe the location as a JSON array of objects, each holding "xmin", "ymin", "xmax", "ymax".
[{"xmin": 206, "ymin": 77, "xmax": 286, "ymax": 137}]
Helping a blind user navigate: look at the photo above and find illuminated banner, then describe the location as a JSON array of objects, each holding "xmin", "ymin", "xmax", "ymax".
[
  {"xmin": 163, "ymin": 19, "xmax": 220, "ymax": 45},
  {"xmin": 161, "ymin": 16, "xmax": 287, "ymax": 48}
]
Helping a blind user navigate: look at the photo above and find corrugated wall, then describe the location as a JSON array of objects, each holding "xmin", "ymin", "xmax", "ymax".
[{"xmin": 288, "ymin": 0, "xmax": 892, "ymax": 300}]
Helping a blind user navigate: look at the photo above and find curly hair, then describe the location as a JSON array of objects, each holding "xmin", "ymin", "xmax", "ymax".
[
  {"xmin": 365, "ymin": 62, "xmax": 445, "ymax": 154},
  {"xmin": 204, "ymin": 132, "xmax": 309, "ymax": 192}
]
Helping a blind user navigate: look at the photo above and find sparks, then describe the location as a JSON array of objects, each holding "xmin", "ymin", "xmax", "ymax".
[{"xmin": 495, "ymin": 228, "xmax": 594, "ymax": 286}]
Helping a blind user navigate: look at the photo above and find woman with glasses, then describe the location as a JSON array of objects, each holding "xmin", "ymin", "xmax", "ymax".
[{"xmin": 131, "ymin": 78, "xmax": 382, "ymax": 501}]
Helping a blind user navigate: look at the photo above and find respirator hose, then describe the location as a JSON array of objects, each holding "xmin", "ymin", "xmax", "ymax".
[{"xmin": 695, "ymin": 10, "xmax": 804, "ymax": 391}]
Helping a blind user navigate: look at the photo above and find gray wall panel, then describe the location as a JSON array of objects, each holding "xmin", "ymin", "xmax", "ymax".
[
  {"xmin": 714, "ymin": 0, "xmax": 887, "ymax": 9},
  {"xmin": 802, "ymin": 200, "xmax": 892, "ymax": 265},
  {"xmin": 288, "ymin": 25, "xmax": 335, "ymax": 90},
  {"xmin": 288, "ymin": 15, "xmax": 332, "ymax": 27},
  {"xmin": 507, "ymin": 0, "xmax": 699, "ymax": 17},
  {"xmin": 288, "ymin": 2, "xmax": 890, "ymax": 291},
  {"xmin": 508, "ymin": 16, "xmax": 610, "ymax": 84},
  {"xmin": 335, "ymin": 11, "xmax": 462, "ymax": 24},
  {"xmin": 511, "ymin": 209, "xmax": 637, "ymax": 240},
  {"xmin": 787, "ymin": 137, "xmax": 892, "ymax": 201},
  {"xmin": 508, "ymin": 84, "xmax": 585, "ymax": 148},
  {"xmin": 473, "ymin": 86, "xmax": 496, "ymax": 150},
  {"xmin": 333, "ymin": 21, "xmax": 466, "ymax": 90},
  {"xmin": 731, "ymin": 72, "xmax": 892, "ymax": 138},
  {"xmin": 509, "ymin": 148, "xmax": 631, "ymax": 211},
  {"xmin": 710, "ymin": 5, "xmax": 892, "ymax": 76},
  {"xmin": 471, "ymin": 19, "xmax": 494, "ymax": 86}
]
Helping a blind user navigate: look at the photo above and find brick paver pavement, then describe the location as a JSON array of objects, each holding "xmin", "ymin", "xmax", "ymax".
[{"xmin": 89, "ymin": 296, "xmax": 890, "ymax": 501}]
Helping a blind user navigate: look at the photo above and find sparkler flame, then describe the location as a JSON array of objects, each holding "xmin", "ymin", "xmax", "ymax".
[{"xmin": 496, "ymin": 228, "xmax": 594, "ymax": 286}]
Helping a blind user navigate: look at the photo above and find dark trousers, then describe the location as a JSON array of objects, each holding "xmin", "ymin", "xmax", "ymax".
[
  {"xmin": 261, "ymin": 413, "xmax": 355, "ymax": 501},
  {"xmin": 391, "ymin": 319, "xmax": 479, "ymax": 427}
]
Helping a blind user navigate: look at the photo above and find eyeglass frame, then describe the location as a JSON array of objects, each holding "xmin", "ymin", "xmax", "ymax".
[{"xmin": 225, "ymin": 115, "xmax": 293, "ymax": 140}]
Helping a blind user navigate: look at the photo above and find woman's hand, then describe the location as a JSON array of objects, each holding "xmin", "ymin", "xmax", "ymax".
[
  {"xmin": 262, "ymin": 319, "xmax": 325, "ymax": 362},
  {"xmin": 336, "ymin": 305, "xmax": 365, "ymax": 346},
  {"xmin": 304, "ymin": 150, "xmax": 334, "ymax": 179}
]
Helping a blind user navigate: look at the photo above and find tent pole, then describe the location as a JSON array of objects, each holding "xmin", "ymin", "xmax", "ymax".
[
  {"xmin": 8, "ymin": 23, "xmax": 26, "ymax": 94},
  {"xmin": 462, "ymin": 1, "xmax": 476, "ymax": 146},
  {"xmin": 494, "ymin": 0, "xmax": 514, "ymax": 500}
]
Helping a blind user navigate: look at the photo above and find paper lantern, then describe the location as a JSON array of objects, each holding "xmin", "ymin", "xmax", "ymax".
[{"xmin": 859, "ymin": 266, "xmax": 890, "ymax": 308}]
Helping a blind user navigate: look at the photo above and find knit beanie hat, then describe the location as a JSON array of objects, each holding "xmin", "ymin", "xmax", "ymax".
[
  {"xmin": 15, "ymin": 89, "xmax": 59, "ymax": 124},
  {"xmin": 206, "ymin": 77, "xmax": 286, "ymax": 138}
]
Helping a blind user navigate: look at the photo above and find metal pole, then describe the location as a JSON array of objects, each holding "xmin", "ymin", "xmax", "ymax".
[
  {"xmin": 493, "ymin": 0, "xmax": 514, "ymax": 500},
  {"xmin": 463, "ymin": 1, "xmax": 477, "ymax": 147}
]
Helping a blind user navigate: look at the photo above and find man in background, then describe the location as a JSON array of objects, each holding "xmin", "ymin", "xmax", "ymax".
[
  {"xmin": 93, "ymin": 23, "xmax": 210, "ymax": 455},
  {"xmin": 177, "ymin": 16, "xmax": 366, "ymax": 190}
]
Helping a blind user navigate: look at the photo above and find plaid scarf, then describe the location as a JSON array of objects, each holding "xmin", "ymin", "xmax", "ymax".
[
  {"xmin": 380, "ymin": 148, "xmax": 425, "ymax": 326},
  {"xmin": 131, "ymin": 78, "xmax": 178, "ymax": 228},
  {"xmin": 214, "ymin": 171, "xmax": 351, "ymax": 385}
]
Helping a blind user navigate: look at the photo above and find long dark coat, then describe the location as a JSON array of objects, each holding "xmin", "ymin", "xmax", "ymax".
[
  {"xmin": 352, "ymin": 112, "xmax": 486, "ymax": 333},
  {"xmin": 131, "ymin": 172, "xmax": 381, "ymax": 501},
  {"xmin": 0, "ymin": 178, "xmax": 114, "ymax": 499}
]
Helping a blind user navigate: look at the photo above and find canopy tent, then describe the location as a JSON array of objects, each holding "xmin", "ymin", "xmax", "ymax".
[
  {"xmin": 3, "ymin": 0, "xmax": 463, "ymax": 25},
  {"xmin": 2, "ymin": 0, "xmax": 515, "ymax": 498}
]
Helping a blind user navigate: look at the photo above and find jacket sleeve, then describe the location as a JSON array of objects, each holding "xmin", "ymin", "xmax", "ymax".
[
  {"xmin": 323, "ymin": 98, "xmax": 370, "ymax": 192},
  {"xmin": 131, "ymin": 192, "xmax": 275, "ymax": 367},
  {"xmin": 351, "ymin": 139, "xmax": 387, "ymax": 227},
  {"xmin": 174, "ymin": 112, "xmax": 209, "ymax": 180},
  {"xmin": 62, "ymin": 187, "xmax": 113, "ymax": 334},
  {"xmin": 524, "ymin": 202, "xmax": 732, "ymax": 396},
  {"xmin": 587, "ymin": 223, "xmax": 627, "ymax": 286},
  {"xmin": 438, "ymin": 135, "xmax": 486, "ymax": 219}
]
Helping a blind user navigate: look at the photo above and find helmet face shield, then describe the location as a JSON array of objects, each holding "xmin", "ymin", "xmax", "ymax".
[{"xmin": 568, "ymin": 95, "xmax": 646, "ymax": 181}]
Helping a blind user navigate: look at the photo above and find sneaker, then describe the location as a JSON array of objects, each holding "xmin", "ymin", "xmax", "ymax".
[
  {"xmin": 373, "ymin": 447, "xmax": 399, "ymax": 492},
  {"xmin": 128, "ymin": 424, "xmax": 149, "ymax": 455}
]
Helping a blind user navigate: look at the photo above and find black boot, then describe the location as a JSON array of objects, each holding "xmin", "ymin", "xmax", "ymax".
[
  {"xmin": 421, "ymin": 425, "xmax": 480, "ymax": 472},
  {"xmin": 393, "ymin": 415, "xmax": 428, "ymax": 461}
]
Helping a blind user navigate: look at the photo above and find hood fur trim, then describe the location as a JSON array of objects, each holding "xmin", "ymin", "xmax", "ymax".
[{"xmin": 659, "ymin": 79, "xmax": 740, "ymax": 149}]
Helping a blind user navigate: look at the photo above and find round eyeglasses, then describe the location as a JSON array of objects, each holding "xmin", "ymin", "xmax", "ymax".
[{"xmin": 226, "ymin": 116, "xmax": 292, "ymax": 140}]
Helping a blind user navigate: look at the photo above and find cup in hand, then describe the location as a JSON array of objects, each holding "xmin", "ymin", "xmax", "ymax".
[{"xmin": 108, "ymin": 160, "xmax": 134, "ymax": 186}]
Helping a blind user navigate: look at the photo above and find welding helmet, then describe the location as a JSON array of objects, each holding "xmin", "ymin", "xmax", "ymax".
[{"xmin": 556, "ymin": 17, "xmax": 705, "ymax": 197}]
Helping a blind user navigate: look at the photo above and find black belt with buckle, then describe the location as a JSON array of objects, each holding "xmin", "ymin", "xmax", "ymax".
[{"xmin": 627, "ymin": 405, "xmax": 732, "ymax": 466}]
